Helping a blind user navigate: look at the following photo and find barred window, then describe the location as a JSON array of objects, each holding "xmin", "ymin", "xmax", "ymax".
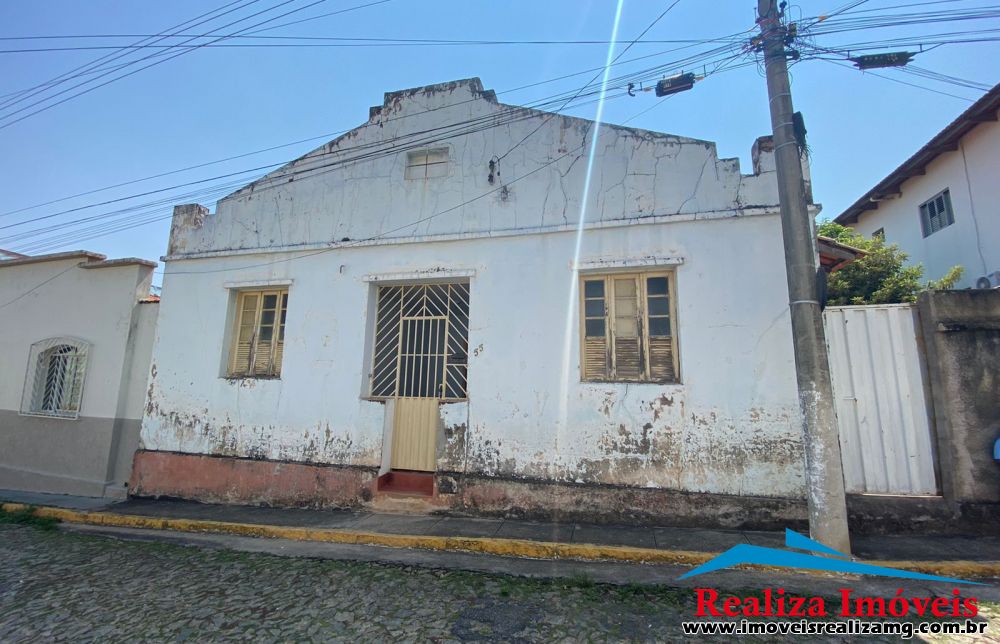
[
  {"xmin": 580, "ymin": 272, "xmax": 679, "ymax": 383},
  {"xmin": 21, "ymin": 338, "xmax": 89, "ymax": 419},
  {"xmin": 919, "ymin": 189, "xmax": 955, "ymax": 237},
  {"xmin": 370, "ymin": 282, "xmax": 469, "ymax": 400},
  {"xmin": 228, "ymin": 289, "xmax": 288, "ymax": 378}
]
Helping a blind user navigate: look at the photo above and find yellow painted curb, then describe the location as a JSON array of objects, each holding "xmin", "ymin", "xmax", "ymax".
[{"xmin": 4, "ymin": 502, "xmax": 999, "ymax": 579}]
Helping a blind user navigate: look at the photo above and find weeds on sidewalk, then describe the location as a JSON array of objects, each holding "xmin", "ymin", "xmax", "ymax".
[{"xmin": 0, "ymin": 506, "xmax": 60, "ymax": 531}]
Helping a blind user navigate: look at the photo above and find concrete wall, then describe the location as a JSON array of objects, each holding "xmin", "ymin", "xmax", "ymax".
[
  {"xmin": 851, "ymin": 112, "xmax": 1000, "ymax": 288},
  {"xmin": 141, "ymin": 78, "xmax": 808, "ymax": 513},
  {"xmin": 170, "ymin": 79, "xmax": 784, "ymax": 259},
  {"xmin": 918, "ymin": 289, "xmax": 1000, "ymax": 505},
  {"xmin": 0, "ymin": 255, "xmax": 157, "ymax": 497}
]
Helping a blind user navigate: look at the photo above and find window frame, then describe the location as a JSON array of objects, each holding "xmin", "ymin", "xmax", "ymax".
[
  {"xmin": 227, "ymin": 288, "xmax": 288, "ymax": 379},
  {"xmin": 578, "ymin": 270, "xmax": 680, "ymax": 384},
  {"xmin": 367, "ymin": 281, "xmax": 470, "ymax": 401},
  {"xmin": 20, "ymin": 337, "xmax": 90, "ymax": 420},
  {"xmin": 919, "ymin": 188, "xmax": 955, "ymax": 238},
  {"xmin": 404, "ymin": 148, "xmax": 449, "ymax": 180}
]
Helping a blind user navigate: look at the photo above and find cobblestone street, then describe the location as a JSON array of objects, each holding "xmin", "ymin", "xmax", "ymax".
[
  {"xmin": 0, "ymin": 524, "xmax": 705, "ymax": 642},
  {"xmin": 2, "ymin": 524, "xmax": 997, "ymax": 642}
]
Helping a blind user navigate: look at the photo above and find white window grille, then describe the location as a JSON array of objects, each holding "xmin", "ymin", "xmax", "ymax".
[
  {"xmin": 919, "ymin": 189, "xmax": 955, "ymax": 237},
  {"xmin": 404, "ymin": 149, "xmax": 449, "ymax": 180},
  {"xmin": 21, "ymin": 338, "xmax": 90, "ymax": 419}
]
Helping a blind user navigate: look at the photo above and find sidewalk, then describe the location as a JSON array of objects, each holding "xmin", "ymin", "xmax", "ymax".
[{"xmin": 3, "ymin": 489, "xmax": 1000, "ymax": 576}]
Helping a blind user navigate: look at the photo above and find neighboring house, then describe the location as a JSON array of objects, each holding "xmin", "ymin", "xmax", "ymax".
[
  {"xmin": 0, "ymin": 251, "xmax": 158, "ymax": 498},
  {"xmin": 0, "ymin": 248, "xmax": 27, "ymax": 261},
  {"xmin": 836, "ymin": 82, "xmax": 1000, "ymax": 289},
  {"xmin": 134, "ymin": 77, "xmax": 826, "ymax": 527}
]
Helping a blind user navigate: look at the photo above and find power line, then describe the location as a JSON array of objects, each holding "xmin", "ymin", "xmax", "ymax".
[
  {"xmin": 0, "ymin": 0, "xmax": 263, "ymax": 113},
  {"xmin": 0, "ymin": 32, "xmax": 753, "ymax": 221},
  {"xmin": 498, "ymin": 0, "xmax": 688, "ymax": 161},
  {"xmin": 8, "ymin": 48, "xmax": 754, "ymax": 254},
  {"xmin": 0, "ymin": 264, "xmax": 77, "ymax": 309},
  {"xmin": 13, "ymin": 1, "xmax": 993, "ymax": 252},
  {"xmin": 162, "ymin": 142, "xmax": 589, "ymax": 276},
  {"xmin": 7, "ymin": 89, "xmax": 642, "ymax": 252},
  {"xmin": 0, "ymin": 36, "xmax": 734, "ymax": 48},
  {"xmin": 819, "ymin": 57, "xmax": 979, "ymax": 101},
  {"xmin": 0, "ymin": 0, "xmax": 312, "ymax": 125},
  {"xmin": 0, "ymin": 0, "xmax": 301, "ymax": 121},
  {"xmin": 0, "ymin": 131, "xmax": 345, "ymax": 219},
  {"xmin": 0, "ymin": 1, "xmax": 396, "ymax": 110},
  {"xmin": 239, "ymin": 0, "xmax": 395, "ymax": 34},
  {"xmin": 0, "ymin": 0, "xmax": 397, "ymax": 130},
  {"xmin": 12, "ymin": 59, "xmax": 758, "ymax": 255},
  {"xmin": 156, "ymin": 88, "xmax": 692, "ymax": 278},
  {"xmin": 0, "ymin": 32, "xmax": 752, "ymax": 234}
]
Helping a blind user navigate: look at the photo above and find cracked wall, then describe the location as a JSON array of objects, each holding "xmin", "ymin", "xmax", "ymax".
[
  {"xmin": 145, "ymin": 206, "xmax": 804, "ymax": 499},
  {"xmin": 165, "ymin": 78, "xmax": 789, "ymax": 258},
  {"xmin": 143, "ymin": 77, "xmax": 807, "ymax": 503}
]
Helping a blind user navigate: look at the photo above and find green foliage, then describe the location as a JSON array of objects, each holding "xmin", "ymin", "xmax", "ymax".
[
  {"xmin": 0, "ymin": 506, "xmax": 61, "ymax": 531},
  {"xmin": 817, "ymin": 220, "xmax": 963, "ymax": 305}
]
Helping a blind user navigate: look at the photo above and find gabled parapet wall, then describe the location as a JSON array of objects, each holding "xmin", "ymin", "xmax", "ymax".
[{"xmin": 164, "ymin": 78, "xmax": 798, "ymax": 258}]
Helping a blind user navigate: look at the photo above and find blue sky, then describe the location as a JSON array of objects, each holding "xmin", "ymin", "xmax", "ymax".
[{"xmin": 0, "ymin": 1, "xmax": 996, "ymax": 284}]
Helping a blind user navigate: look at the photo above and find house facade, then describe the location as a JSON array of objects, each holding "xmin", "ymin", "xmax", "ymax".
[
  {"xmin": 836, "ymin": 83, "xmax": 1000, "ymax": 289},
  {"xmin": 0, "ymin": 251, "xmax": 158, "ymax": 497},
  {"xmin": 133, "ymin": 78, "xmax": 817, "ymax": 526}
]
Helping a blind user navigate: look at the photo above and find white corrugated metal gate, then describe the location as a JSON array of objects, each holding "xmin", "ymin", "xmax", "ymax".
[{"xmin": 824, "ymin": 304, "xmax": 939, "ymax": 495}]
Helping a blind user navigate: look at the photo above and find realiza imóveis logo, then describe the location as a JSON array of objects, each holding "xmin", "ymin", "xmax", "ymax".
[{"xmin": 679, "ymin": 529, "xmax": 982, "ymax": 585}]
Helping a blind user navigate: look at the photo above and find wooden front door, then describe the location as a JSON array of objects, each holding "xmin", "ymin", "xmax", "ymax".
[
  {"xmin": 390, "ymin": 317, "xmax": 446, "ymax": 471},
  {"xmin": 372, "ymin": 283, "xmax": 469, "ymax": 472}
]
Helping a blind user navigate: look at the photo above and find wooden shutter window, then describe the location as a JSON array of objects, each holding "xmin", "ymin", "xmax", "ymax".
[
  {"xmin": 582, "ymin": 279, "xmax": 610, "ymax": 380},
  {"xmin": 232, "ymin": 292, "xmax": 259, "ymax": 376},
  {"xmin": 645, "ymin": 276, "xmax": 675, "ymax": 383},
  {"xmin": 612, "ymin": 277, "xmax": 642, "ymax": 380},
  {"xmin": 229, "ymin": 289, "xmax": 288, "ymax": 378},
  {"xmin": 580, "ymin": 271, "xmax": 679, "ymax": 384}
]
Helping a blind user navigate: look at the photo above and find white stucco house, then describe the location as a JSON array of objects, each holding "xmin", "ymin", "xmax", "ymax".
[
  {"xmin": 0, "ymin": 251, "xmax": 158, "ymax": 498},
  {"xmin": 836, "ymin": 82, "xmax": 999, "ymax": 289},
  {"xmin": 134, "ymin": 77, "xmax": 823, "ymax": 527}
]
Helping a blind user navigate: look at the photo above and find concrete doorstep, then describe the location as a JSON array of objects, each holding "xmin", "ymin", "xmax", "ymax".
[{"xmin": 3, "ymin": 490, "xmax": 1000, "ymax": 585}]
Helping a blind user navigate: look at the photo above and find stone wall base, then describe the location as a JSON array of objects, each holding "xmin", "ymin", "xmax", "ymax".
[
  {"xmin": 129, "ymin": 450, "xmax": 377, "ymax": 508},
  {"xmin": 845, "ymin": 493, "xmax": 1000, "ymax": 536},
  {"xmin": 437, "ymin": 472, "xmax": 808, "ymax": 530},
  {"xmin": 129, "ymin": 451, "xmax": 1000, "ymax": 534}
]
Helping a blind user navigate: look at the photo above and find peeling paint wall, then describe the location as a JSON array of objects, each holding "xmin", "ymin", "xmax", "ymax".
[
  {"xmin": 143, "ymin": 77, "xmax": 806, "ymax": 502},
  {"xmin": 167, "ymin": 78, "xmax": 784, "ymax": 257}
]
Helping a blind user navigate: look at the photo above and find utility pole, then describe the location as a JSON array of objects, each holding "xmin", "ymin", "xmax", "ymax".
[{"xmin": 756, "ymin": 0, "xmax": 851, "ymax": 554}]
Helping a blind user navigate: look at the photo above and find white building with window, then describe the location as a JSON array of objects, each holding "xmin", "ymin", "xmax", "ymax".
[
  {"xmin": 134, "ymin": 78, "xmax": 820, "ymax": 527},
  {"xmin": 835, "ymin": 83, "xmax": 1000, "ymax": 289},
  {"xmin": 0, "ymin": 251, "xmax": 158, "ymax": 497}
]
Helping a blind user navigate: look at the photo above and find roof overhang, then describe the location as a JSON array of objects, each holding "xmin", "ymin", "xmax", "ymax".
[
  {"xmin": 835, "ymin": 83, "xmax": 1000, "ymax": 225},
  {"xmin": 818, "ymin": 235, "xmax": 866, "ymax": 272},
  {"xmin": 0, "ymin": 250, "xmax": 105, "ymax": 268},
  {"xmin": 0, "ymin": 250, "xmax": 156, "ymax": 270}
]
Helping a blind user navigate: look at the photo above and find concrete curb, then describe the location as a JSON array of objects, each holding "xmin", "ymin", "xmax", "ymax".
[{"xmin": 4, "ymin": 503, "xmax": 999, "ymax": 579}]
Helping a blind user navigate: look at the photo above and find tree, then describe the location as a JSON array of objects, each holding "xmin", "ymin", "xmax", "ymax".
[{"xmin": 817, "ymin": 220, "xmax": 963, "ymax": 305}]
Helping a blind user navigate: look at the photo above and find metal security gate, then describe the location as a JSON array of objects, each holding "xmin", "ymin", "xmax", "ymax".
[
  {"xmin": 371, "ymin": 283, "xmax": 469, "ymax": 472},
  {"xmin": 824, "ymin": 304, "xmax": 938, "ymax": 495}
]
